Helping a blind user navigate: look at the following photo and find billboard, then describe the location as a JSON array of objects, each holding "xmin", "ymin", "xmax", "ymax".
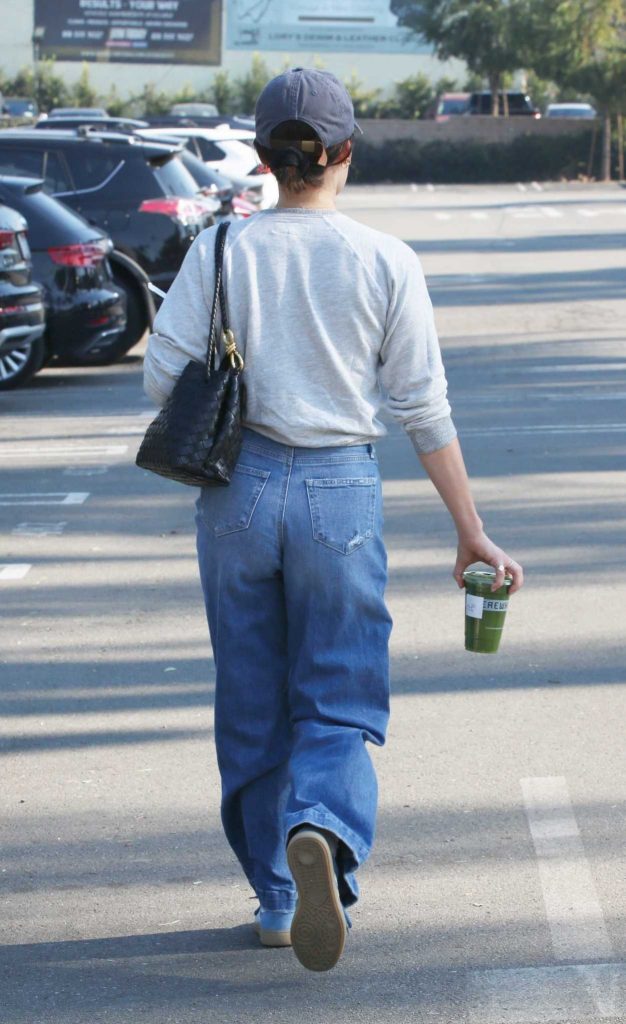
[
  {"xmin": 34, "ymin": 0, "xmax": 223, "ymax": 65},
  {"xmin": 226, "ymin": 0, "xmax": 429, "ymax": 53}
]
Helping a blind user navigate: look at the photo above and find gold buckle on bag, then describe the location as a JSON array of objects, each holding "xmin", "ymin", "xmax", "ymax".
[{"xmin": 222, "ymin": 328, "xmax": 244, "ymax": 371}]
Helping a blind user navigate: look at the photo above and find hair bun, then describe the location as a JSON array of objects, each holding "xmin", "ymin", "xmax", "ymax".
[{"xmin": 273, "ymin": 147, "xmax": 309, "ymax": 171}]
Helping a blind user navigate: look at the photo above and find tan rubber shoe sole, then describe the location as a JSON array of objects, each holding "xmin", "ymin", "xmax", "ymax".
[
  {"xmin": 252, "ymin": 918, "xmax": 292, "ymax": 947},
  {"xmin": 287, "ymin": 830, "xmax": 347, "ymax": 972}
]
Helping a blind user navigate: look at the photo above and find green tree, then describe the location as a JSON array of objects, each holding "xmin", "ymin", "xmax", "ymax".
[
  {"xmin": 209, "ymin": 70, "xmax": 237, "ymax": 114},
  {"xmin": 70, "ymin": 63, "xmax": 98, "ymax": 108},
  {"xmin": 528, "ymin": 0, "xmax": 626, "ymax": 179},
  {"xmin": 235, "ymin": 54, "xmax": 272, "ymax": 114},
  {"xmin": 343, "ymin": 72, "xmax": 382, "ymax": 118},
  {"xmin": 391, "ymin": 73, "xmax": 433, "ymax": 118},
  {"xmin": 1, "ymin": 60, "xmax": 69, "ymax": 112},
  {"xmin": 391, "ymin": 0, "xmax": 532, "ymax": 115}
]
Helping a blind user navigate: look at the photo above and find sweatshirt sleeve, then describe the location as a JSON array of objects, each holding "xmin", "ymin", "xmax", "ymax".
[
  {"xmin": 378, "ymin": 244, "xmax": 457, "ymax": 454},
  {"xmin": 143, "ymin": 227, "xmax": 217, "ymax": 408}
]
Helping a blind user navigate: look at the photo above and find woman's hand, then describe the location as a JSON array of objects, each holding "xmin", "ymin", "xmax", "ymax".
[{"xmin": 454, "ymin": 529, "xmax": 524, "ymax": 595}]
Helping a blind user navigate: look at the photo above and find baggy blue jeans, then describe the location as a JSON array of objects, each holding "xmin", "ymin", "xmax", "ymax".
[{"xmin": 195, "ymin": 427, "xmax": 392, "ymax": 912}]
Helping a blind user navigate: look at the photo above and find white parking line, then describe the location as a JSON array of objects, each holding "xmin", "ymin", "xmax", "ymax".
[
  {"xmin": 0, "ymin": 492, "xmax": 89, "ymax": 506},
  {"xmin": 0, "ymin": 564, "xmax": 31, "ymax": 580},
  {"xmin": 0, "ymin": 445, "xmax": 127, "ymax": 459},
  {"xmin": 63, "ymin": 466, "xmax": 110, "ymax": 476},
  {"xmin": 12, "ymin": 522, "xmax": 67, "ymax": 536},
  {"xmin": 462, "ymin": 423, "xmax": 626, "ymax": 436},
  {"xmin": 467, "ymin": 962, "xmax": 626, "ymax": 1022},
  {"xmin": 520, "ymin": 776, "xmax": 613, "ymax": 961}
]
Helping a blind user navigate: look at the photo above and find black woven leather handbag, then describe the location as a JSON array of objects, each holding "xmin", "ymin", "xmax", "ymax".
[{"xmin": 135, "ymin": 222, "xmax": 245, "ymax": 487}]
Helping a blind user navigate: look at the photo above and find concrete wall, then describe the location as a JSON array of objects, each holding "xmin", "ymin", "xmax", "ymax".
[
  {"xmin": 358, "ymin": 117, "xmax": 598, "ymax": 146},
  {"xmin": 0, "ymin": 0, "xmax": 465, "ymax": 99}
]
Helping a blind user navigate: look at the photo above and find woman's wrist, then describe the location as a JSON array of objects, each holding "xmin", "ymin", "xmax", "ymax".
[{"xmin": 455, "ymin": 513, "xmax": 484, "ymax": 542}]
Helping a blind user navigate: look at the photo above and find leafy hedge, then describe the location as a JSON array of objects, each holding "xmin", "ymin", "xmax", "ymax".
[{"xmin": 351, "ymin": 129, "xmax": 599, "ymax": 184}]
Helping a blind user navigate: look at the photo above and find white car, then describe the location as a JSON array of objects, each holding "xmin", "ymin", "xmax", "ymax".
[
  {"xmin": 138, "ymin": 126, "xmax": 279, "ymax": 210},
  {"xmin": 545, "ymin": 103, "xmax": 597, "ymax": 119}
]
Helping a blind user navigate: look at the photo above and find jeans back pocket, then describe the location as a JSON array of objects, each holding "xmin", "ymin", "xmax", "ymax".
[
  {"xmin": 305, "ymin": 477, "xmax": 377, "ymax": 555},
  {"xmin": 200, "ymin": 464, "xmax": 270, "ymax": 537}
]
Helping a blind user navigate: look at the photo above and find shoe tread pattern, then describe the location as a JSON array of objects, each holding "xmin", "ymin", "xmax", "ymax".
[{"xmin": 287, "ymin": 832, "xmax": 347, "ymax": 972}]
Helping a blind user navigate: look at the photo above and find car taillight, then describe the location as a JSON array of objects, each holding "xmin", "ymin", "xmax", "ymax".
[
  {"xmin": 138, "ymin": 197, "xmax": 206, "ymax": 224},
  {"xmin": 250, "ymin": 163, "xmax": 271, "ymax": 175},
  {"xmin": 0, "ymin": 230, "xmax": 22, "ymax": 269},
  {"xmin": 231, "ymin": 193, "xmax": 258, "ymax": 218},
  {"xmin": 48, "ymin": 240, "xmax": 109, "ymax": 267}
]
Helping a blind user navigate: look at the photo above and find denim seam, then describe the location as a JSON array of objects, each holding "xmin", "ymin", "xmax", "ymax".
[
  {"xmin": 278, "ymin": 446, "xmax": 294, "ymax": 549},
  {"xmin": 213, "ymin": 475, "xmax": 269, "ymax": 537}
]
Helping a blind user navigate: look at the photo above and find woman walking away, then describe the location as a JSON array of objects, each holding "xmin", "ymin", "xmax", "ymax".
[{"xmin": 143, "ymin": 68, "xmax": 524, "ymax": 973}]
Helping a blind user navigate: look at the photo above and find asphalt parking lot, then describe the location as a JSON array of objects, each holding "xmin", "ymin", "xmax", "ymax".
[{"xmin": 1, "ymin": 182, "xmax": 625, "ymax": 1023}]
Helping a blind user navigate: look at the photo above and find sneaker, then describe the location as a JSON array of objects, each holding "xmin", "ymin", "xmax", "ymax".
[
  {"xmin": 287, "ymin": 828, "xmax": 348, "ymax": 972},
  {"xmin": 253, "ymin": 906, "xmax": 293, "ymax": 947}
]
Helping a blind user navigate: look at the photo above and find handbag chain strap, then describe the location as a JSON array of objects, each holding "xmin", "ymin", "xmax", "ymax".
[{"xmin": 206, "ymin": 221, "xmax": 244, "ymax": 376}]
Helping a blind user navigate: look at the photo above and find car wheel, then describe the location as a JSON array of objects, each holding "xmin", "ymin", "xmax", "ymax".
[{"xmin": 0, "ymin": 335, "xmax": 45, "ymax": 390}]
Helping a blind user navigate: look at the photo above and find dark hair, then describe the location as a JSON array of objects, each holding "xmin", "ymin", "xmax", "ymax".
[{"xmin": 255, "ymin": 120, "xmax": 352, "ymax": 194}]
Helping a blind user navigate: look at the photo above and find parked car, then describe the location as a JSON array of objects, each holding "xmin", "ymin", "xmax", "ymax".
[
  {"xmin": 178, "ymin": 150, "xmax": 235, "ymax": 215},
  {"xmin": 423, "ymin": 92, "xmax": 470, "ymax": 121},
  {"xmin": 0, "ymin": 129, "xmax": 219, "ymax": 346},
  {"xmin": 139, "ymin": 126, "xmax": 278, "ymax": 209},
  {"xmin": 546, "ymin": 103, "xmax": 597, "ymax": 119},
  {"xmin": 145, "ymin": 113, "xmax": 256, "ymax": 132},
  {"xmin": 35, "ymin": 115, "xmax": 149, "ymax": 132},
  {"xmin": 468, "ymin": 92, "xmax": 541, "ymax": 117},
  {"xmin": 170, "ymin": 102, "xmax": 219, "ymax": 118},
  {"xmin": 0, "ymin": 201, "xmax": 45, "ymax": 389},
  {"xmin": 0, "ymin": 176, "xmax": 128, "ymax": 367},
  {"xmin": 49, "ymin": 107, "xmax": 109, "ymax": 118},
  {"xmin": 2, "ymin": 97, "xmax": 39, "ymax": 120}
]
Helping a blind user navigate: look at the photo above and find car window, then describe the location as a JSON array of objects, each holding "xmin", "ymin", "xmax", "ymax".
[
  {"xmin": 152, "ymin": 155, "xmax": 198, "ymax": 197},
  {"xmin": 0, "ymin": 148, "xmax": 44, "ymax": 178},
  {"xmin": 183, "ymin": 138, "xmax": 202, "ymax": 159},
  {"xmin": 196, "ymin": 138, "xmax": 226, "ymax": 161},
  {"xmin": 42, "ymin": 150, "xmax": 73, "ymax": 193},
  {"xmin": 62, "ymin": 149, "xmax": 124, "ymax": 191}
]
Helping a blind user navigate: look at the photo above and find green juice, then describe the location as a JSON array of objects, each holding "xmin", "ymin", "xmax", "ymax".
[{"xmin": 463, "ymin": 570, "xmax": 513, "ymax": 654}]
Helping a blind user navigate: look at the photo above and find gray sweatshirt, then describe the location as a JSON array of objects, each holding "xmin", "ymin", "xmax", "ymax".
[{"xmin": 143, "ymin": 208, "xmax": 456, "ymax": 454}]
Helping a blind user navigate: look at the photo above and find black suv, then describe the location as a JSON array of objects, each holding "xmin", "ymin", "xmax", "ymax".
[
  {"xmin": 468, "ymin": 92, "xmax": 540, "ymax": 117},
  {"xmin": 0, "ymin": 129, "xmax": 219, "ymax": 350},
  {"xmin": 0, "ymin": 201, "xmax": 45, "ymax": 389},
  {"xmin": 0, "ymin": 177, "xmax": 127, "ymax": 367}
]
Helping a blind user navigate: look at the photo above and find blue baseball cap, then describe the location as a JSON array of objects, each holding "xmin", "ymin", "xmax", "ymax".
[{"xmin": 255, "ymin": 68, "xmax": 361, "ymax": 149}]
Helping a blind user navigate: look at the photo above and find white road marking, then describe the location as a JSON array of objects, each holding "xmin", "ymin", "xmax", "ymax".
[
  {"xmin": 577, "ymin": 208, "xmax": 600, "ymax": 218},
  {"xmin": 531, "ymin": 181, "xmax": 544, "ymax": 191},
  {"xmin": 434, "ymin": 212, "xmax": 452, "ymax": 220},
  {"xmin": 541, "ymin": 207, "xmax": 563, "ymax": 219},
  {"xmin": 470, "ymin": 211, "xmax": 489, "ymax": 220},
  {"xmin": 12, "ymin": 522, "xmax": 67, "ymax": 536},
  {"xmin": 467, "ymin": 962, "xmax": 626, "ymax": 1023},
  {"xmin": 0, "ymin": 445, "xmax": 127, "ymax": 460},
  {"xmin": 521, "ymin": 776, "xmax": 613, "ymax": 962},
  {"xmin": 63, "ymin": 466, "xmax": 109, "ymax": 476},
  {"xmin": 516, "ymin": 183, "xmax": 528, "ymax": 192},
  {"xmin": 462, "ymin": 423, "xmax": 626, "ymax": 436},
  {"xmin": 510, "ymin": 206, "xmax": 545, "ymax": 219},
  {"xmin": 0, "ymin": 564, "xmax": 31, "ymax": 580},
  {"xmin": 0, "ymin": 492, "xmax": 89, "ymax": 506}
]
